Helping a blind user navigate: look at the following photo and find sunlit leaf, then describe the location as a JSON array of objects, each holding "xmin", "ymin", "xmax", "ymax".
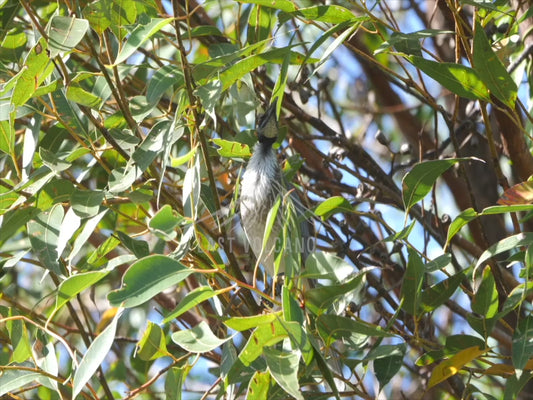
[
  {"xmin": 428, "ymin": 346, "xmax": 487, "ymax": 388},
  {"xmin": 137, "ymin": 321, "xmax": 168, "ymax": 361},
  {"xmin": 171, "ymin": 321, "xmax": 233, "ymax": 353},
  {"xmin": 47, "ymin": 16, "xmax": 89, "ymax": 57},
  {"xmin": 409, "ymin": 56, "xmax": 491, "ymax": 101}
]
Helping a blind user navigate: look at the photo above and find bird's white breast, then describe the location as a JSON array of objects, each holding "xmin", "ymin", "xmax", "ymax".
[{"xmin": 240, "ymin": 144, "xmax": 283, "ymax": 275}]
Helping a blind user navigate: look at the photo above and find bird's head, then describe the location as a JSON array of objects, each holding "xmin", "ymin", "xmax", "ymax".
[{"xmin": 257, "ymin": 102, "xmax": 278, "ymax": 143}]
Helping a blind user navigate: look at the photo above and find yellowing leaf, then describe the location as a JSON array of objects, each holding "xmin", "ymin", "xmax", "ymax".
[
  {"xmin": 428, "ymin": 346, "xmax": 488, "ymax": 388},
  {"xmin": 95, "ymin": 307, "xmax": 119, "ymax": 334},
  {"xmin": 498, "ymin": 181, "xmax": 533, "ymax": 205}
]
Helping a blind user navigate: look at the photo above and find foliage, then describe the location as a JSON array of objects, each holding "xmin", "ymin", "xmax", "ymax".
[{"xmin": 1, "ymin": 0, "xmax": 533, "ymax": 399}]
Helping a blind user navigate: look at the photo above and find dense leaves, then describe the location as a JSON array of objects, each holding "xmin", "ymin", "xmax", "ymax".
[{"xmin": 1, "ymin": 0, "xmax": 533, "ymax": 399}]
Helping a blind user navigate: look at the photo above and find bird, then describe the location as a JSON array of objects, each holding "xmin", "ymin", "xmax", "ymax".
[{"xmin": 240, "ymin": 101, "xmax": 311, "ymax": 286}]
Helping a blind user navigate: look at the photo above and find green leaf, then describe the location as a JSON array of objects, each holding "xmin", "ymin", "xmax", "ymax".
[
  {"xmin": 68, "ymin": 209, "xmax": 108, "ymax": 262},
  {"xmin": 365, "ymin": 344, "xmax": 406, "ymax": 389},
  {"xmin": 409, "ymin": 55, "xmax": 491, "ymax": 102},
  {"xmin": 116, "ymin": 231, "xmax": 150, "ymax": 259},
  {"xmin": 247, "ymin": 370, "xmax": 271, "ymax": 400},
  {"xmin": 171, "ymin": 321, "xmax": 233, "ymax": 353},
  {"xmin": 66, "ymin": 85, "xmax": 102, "ymax": 107},
  {"xmin": 163, "ymin": 286, "xmax": 225, "ymax": 323},
  {"xmin": 52, "ymin": 271, "xmax": 109, "ymax": 316},
  {"xmin": 195, "ymin": 79, "xmax": 222, "ymax": 125},
  {"xmin": 445, "ymin": 334, "xmax": 486, "ymax": 353},
  {"xmin": 305, "ymin": 267, "xmax": 374, "ymax": 312},
  {"xmin": 447, "ymin": 205, "xmax": 533, "ymax": 246},
  {"xmin": 70, "ymin": 189, "xmax": 105, "ymax": 218},
  {"xmin": 211, "ymin": 139, "xmax": 251, "ymax": 159},
  {"xmin": 219, "ymin": 47, "xmax": 313, "ymax": 91},
  {"xmin": 402, "ymin": 158, "xmax": 467, "ymax": 210},
  {"xmin": 316, "ymin": 314, "xmax": 394, "ymax": 348},
  {"xmin": 72, "ymin": 308, "xmax": 123, "ymax": 399},
  {"xmin": 400, "ymin": 247, "xmax": 424, "ymax": 315},
  {"xmin": 383, "ymin": 220, "xmax": 416, "ymax": 242},
  {"xmin": 313, "ymin": 196, "xmax": 352, "ymax": 219},
  {"xmin": 236, "ymin": 0, "xmax": 296, "ymax": 13},
  {"xmin": 247, "ymin": 4, "xmax": 275, "ymax": 45},
  {"xmin": 50, "ymin": 88, "xmax": 89, "ymax": 136},
  {"xmin": 39, "ymin": 148, "xmax": 71, "ymax": 173},
  {"xmin": 303, "ymin": 251, "xmax": 354, "ymax": 282},
  {"xmin": 47, "ymin": 16, "xmax": 89, "ymax": 58},
  {"xmin": 421, "ymin": 271, "xmax": 464, "ymax": 312},
  {"xmin": 0, "ymin": 119, "xmax": 15, "ymax": 155},
  {"xmin": 239, "ymin": 318, "xmax": 289, "ymax": 365},
  {"xmin": 475, "ymin": 233, "xmax": 533, "ymax": 272},
  {"xmin": 0, "ymin": 363, "xmax": 43, "ymax": 397},
  {"xmin": 314, "ymin": 22, "xmax": 359, "ymax": 75},
  {"xmin": 472, "ymin": 267, "xmax": 498, "ymax": 318},
  {"xmin": 279, "ymin": 5, "xmax": 357, "ymax": 24},
  {"xmin": 137, "ymin": 321, "xmax": 168, "ymax": 361},
  {"xmin": 0, "ymin": 206, "xmax": 39, "ymax": 244},
  {"xmin": 27, "ymin": 204, "xmax": 64, "ymax": 275},
  {"xmin": 83, "ymin": 0, "xmax": 137, "ymax": 35},
  {"xmin": 224, "ymin": 313, "xmax": 280, "ymax": 331},
  {"xmin": 498, "ymin": 282, "xmax": 533, "ymax": 319},
  {"xmin": 148, "ymin": 204, "xmax": 180, "ymax": 241},
  {"xmin": 446, "ymin": 207, "xmax": 478, "ymax": 245},
  {"xmin": 12, "ymin": 39, "xmax": 52, "ymax": 106},
  {"xmin": 512, "ymin": 316, "xmax": 533, "ymax": 371},
  {"xmin": 108, "ymin": 255, "xmax": 193, "ymax": 307},
  {"xmin": 165, "ymin": 365, "xmax": 191, "ymax": 400},
  {"xmin": 114, "ymin": 18, "xmax": 173, "ymax": 65},
  {"xmin": 264, "ymin": 349, "xmax": 303, "ymax": 400},
  {"xmin": 376, "ymin": 29, "xmax": 453, "ymax": 56},
  {"xmin": 472, "ymin": 20, "xmax": 517, "ymax": 107},
  {"xmin": 146, "ymin": 64, "xmax": 184, "ymax": 104}
]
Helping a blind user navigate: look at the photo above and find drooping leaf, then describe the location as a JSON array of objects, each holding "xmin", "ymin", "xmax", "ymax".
[
  {"xmin": 27, "ymin": 204, "xmax": 64, "ymax": 275},
  {"xmin": 513, "ymin": 316, "xmax": 533, "ymax": 371},
  {"xmin": 400, "ymin": 247, "xmax": 424, "ymax": 316},
  {"xmin": 72, "ymin": 308, "xmax": 123, "ymax": 399},
  {"xmin": 472, "ymin": 20, "xmax": 517, "ymax": 107},
  {"xmin": 471, "ymin": 267, "xmax": 498, "ymax": 318}
]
